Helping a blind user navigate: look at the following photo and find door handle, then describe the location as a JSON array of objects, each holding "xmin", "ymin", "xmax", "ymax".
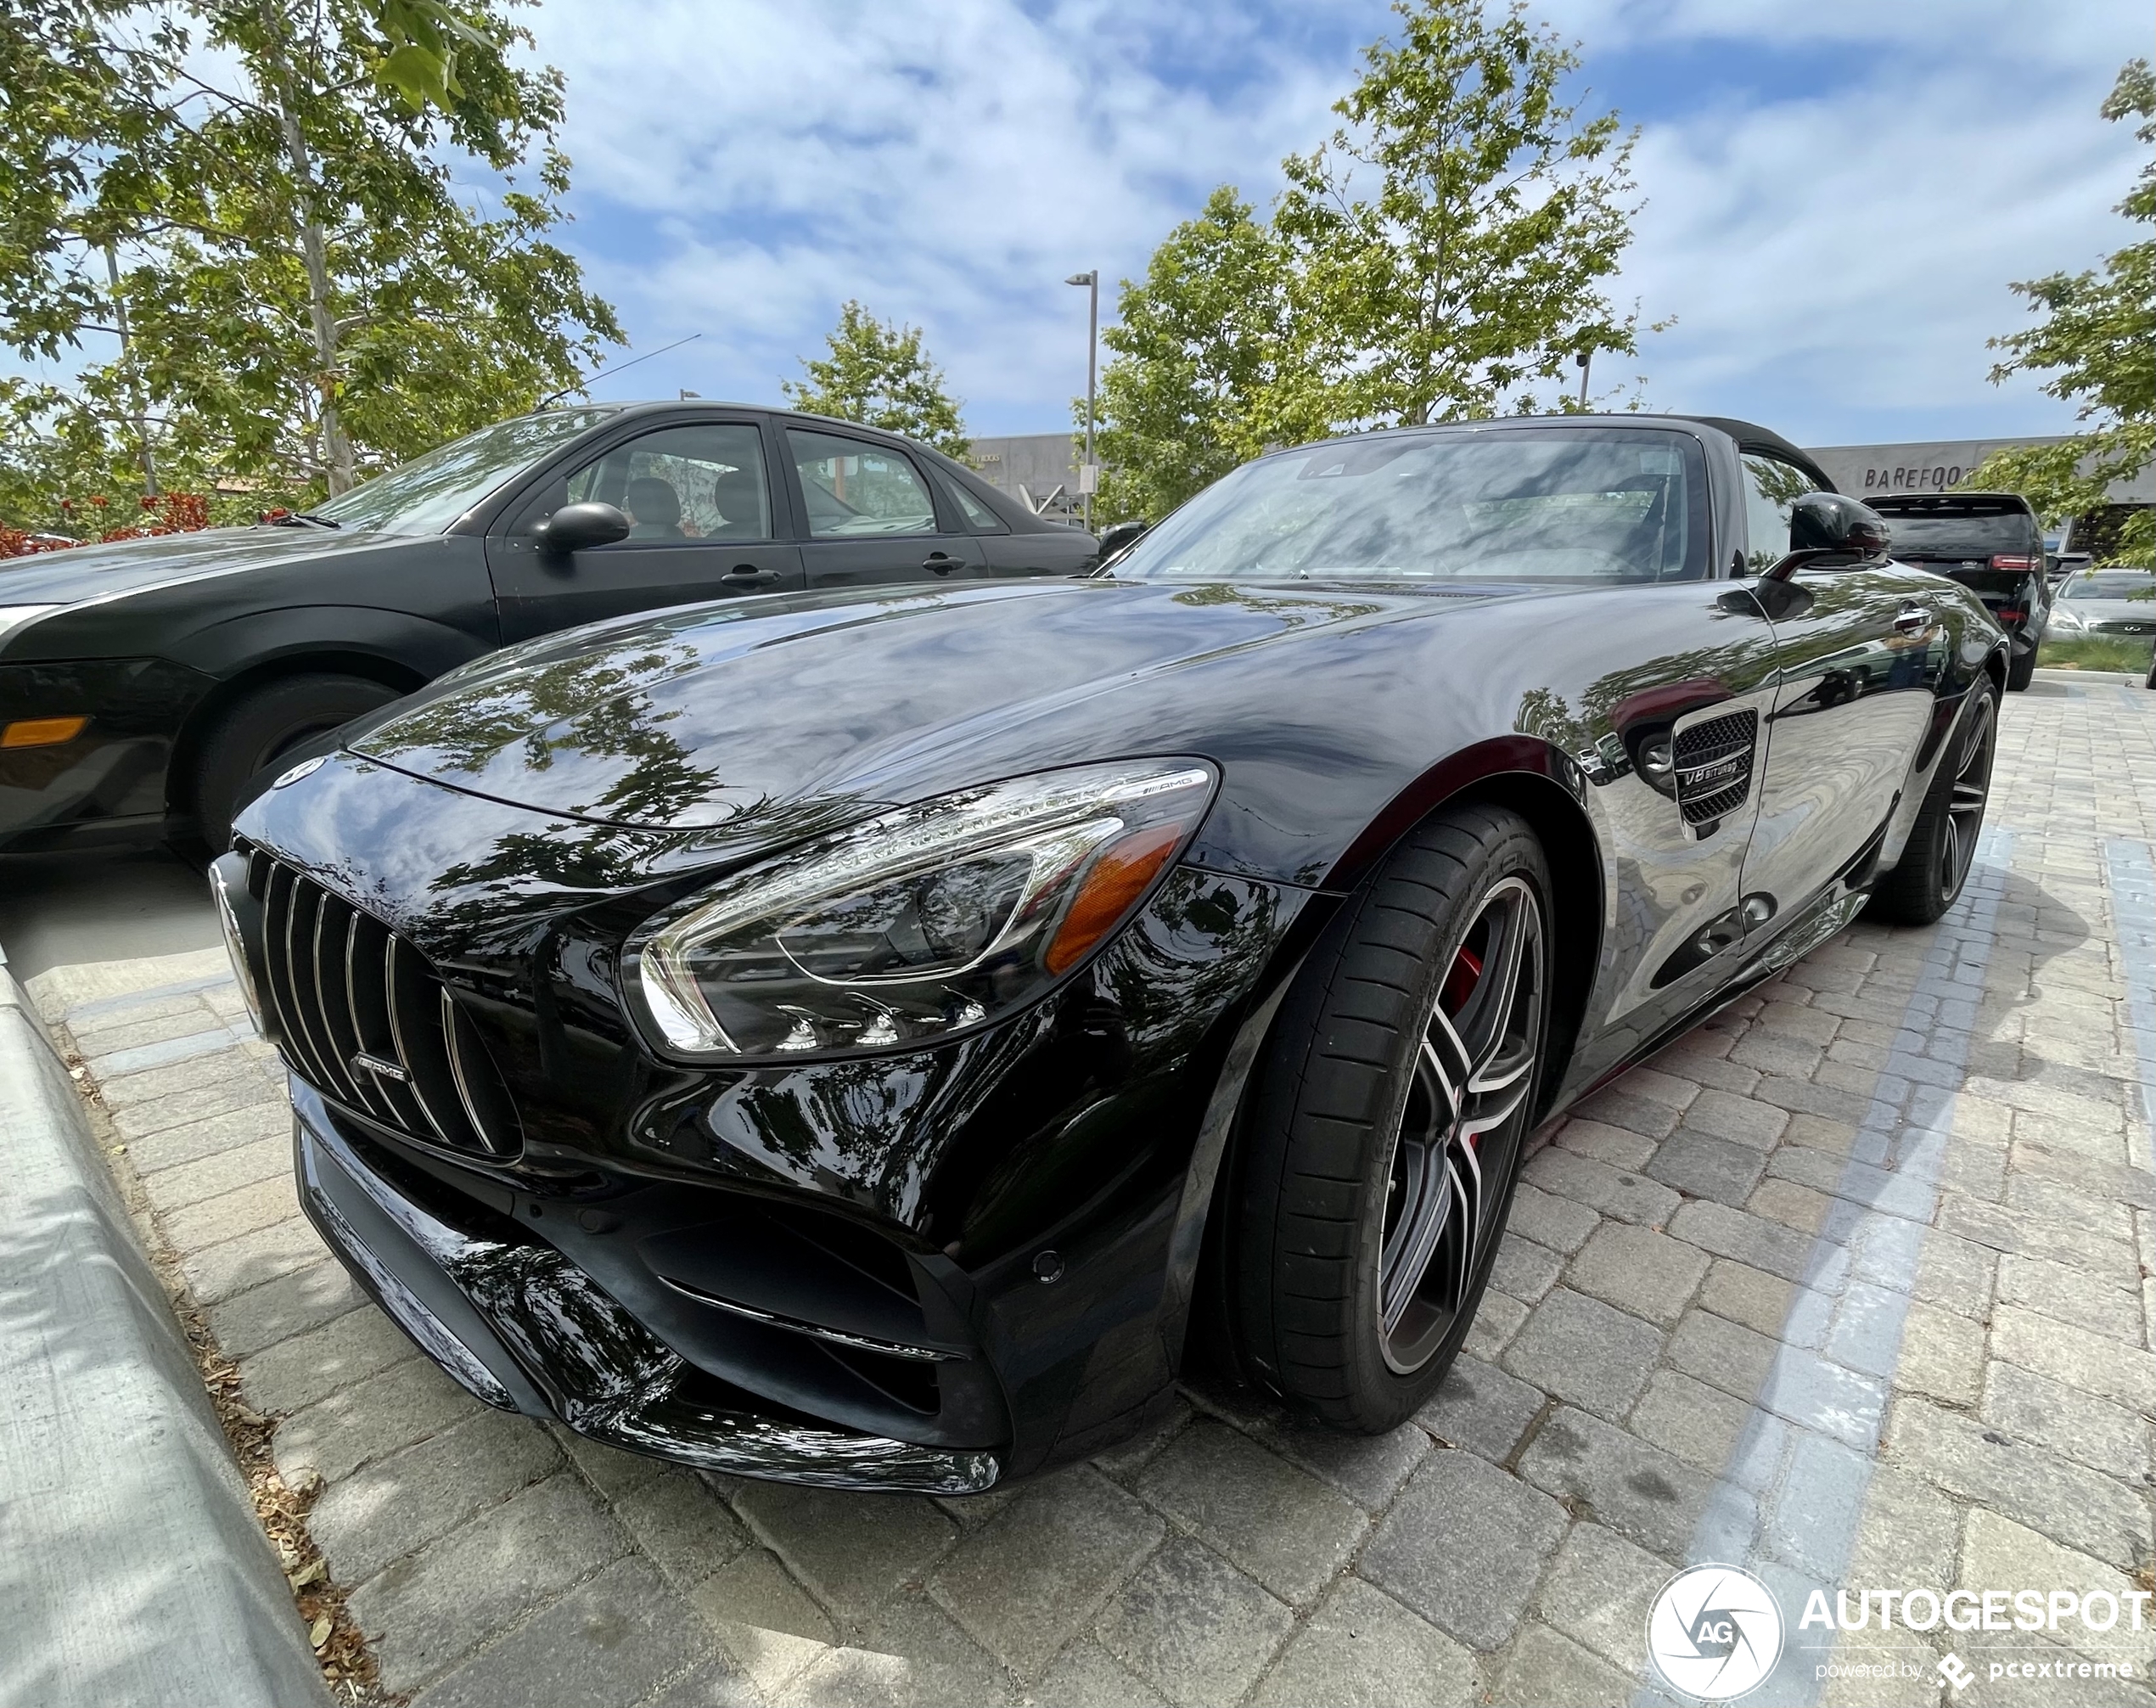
[
  {"xmin": 722, "ymin": 565, "xmax": 783, "ymax": 587},
  {"xmin": 923, "ymin": 552, "xmax": 966, "ymax": 576},
  {"xmin": 1893, "ymin": 605, "xmax": 1932, "ymax": 633}
]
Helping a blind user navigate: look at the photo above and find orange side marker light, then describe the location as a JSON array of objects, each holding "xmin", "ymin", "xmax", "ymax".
[
  {"xmin": 1, "ymin": 716, "xmax": 88, "ymax": 749},
  {"xmin": 1045, "ymin": 825, "xmax": 1186, "ymax": 975}
]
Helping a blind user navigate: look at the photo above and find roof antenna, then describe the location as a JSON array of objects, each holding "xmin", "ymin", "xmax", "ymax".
[{"xmin": 538, "ymin": 333, "xmax": 702, "ymax": 408}]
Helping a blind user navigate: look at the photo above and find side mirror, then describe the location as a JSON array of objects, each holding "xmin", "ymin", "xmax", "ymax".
[
  {"xmin": 1095, "ymin": 519, "xmax": 1148, "ymax": 569},
  {"xmin": 1790, "ymin": 492, "xmax": 1890, "ymax": 555},
  {"xmin": 534, "ymin": 501, "xmax": 630, "ymax": 555},
  {"xmin": 1766, "ymin": 492, "xmax": 1891, "ymax": 579}
]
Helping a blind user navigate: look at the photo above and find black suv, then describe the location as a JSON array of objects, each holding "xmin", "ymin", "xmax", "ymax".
[
  {"xmin": 0, "ymin": 402, "xmax": 1096, "ymax": 852},
  {"xmin": 1867, "ymin": 492, "xmax": 2051, "ymax": 690}
]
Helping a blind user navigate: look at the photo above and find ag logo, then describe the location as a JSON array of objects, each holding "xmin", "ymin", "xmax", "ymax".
[{"xmin": 1646, "ymin": 1563, "xmax": 1783, "ymax": 1700}]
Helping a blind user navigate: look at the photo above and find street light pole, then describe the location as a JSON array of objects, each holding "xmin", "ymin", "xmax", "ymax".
[{"xmin": 1066, "ymin": 271, "xmax": 1098, "ymax": 529}]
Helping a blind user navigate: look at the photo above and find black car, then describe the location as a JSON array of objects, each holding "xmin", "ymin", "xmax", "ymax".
[
  {"xmin": 0, "ymin": 402, "xmax": 1095, "ymax": 853},
  {"xmin": 1864, "ymin": 492, "xmax": 2050, "ymax": 689},
  {"xmin": 218, "ymin": 415, "xmax": 2006, "ymax": 1493}
]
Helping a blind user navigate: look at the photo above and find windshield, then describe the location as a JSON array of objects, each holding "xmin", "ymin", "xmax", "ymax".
[
  {"xmin": 311, "ymin": 409, "xmax": 615, "ymax": 534},
  {"xmin": 1872, "ymin": 503, "xmax": 2035, "ymax": 559},
  {"xmin": 1108, "ymin": 428, "xmax": 1709, "ymax": 587},
  {"xmin": 2067, "ymin": 570, "xmax": 2156, "ymax": 600}
]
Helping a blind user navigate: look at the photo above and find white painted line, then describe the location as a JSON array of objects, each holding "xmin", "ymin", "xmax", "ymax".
[{"xmin": 1638, "ymin": 829, "xmax": 2014, "ymax": 1708}]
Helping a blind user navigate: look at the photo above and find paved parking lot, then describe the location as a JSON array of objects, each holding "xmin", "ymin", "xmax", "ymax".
[{"xmin": 27, "ymin": 671, "xmax": 2156, "ymax": 1708}]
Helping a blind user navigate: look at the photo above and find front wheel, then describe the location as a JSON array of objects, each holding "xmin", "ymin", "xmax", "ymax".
[
  {"xmin": 1232, "ymin": 804, "xmax": 1550, "ymax": 1431},
  {"xmin": 190, "ymin": 673, "xmax": 402, "ymax": 852},
  {"xmin": 1867, "ymin": 681, "xmax": 1997, "ymax": 925}
]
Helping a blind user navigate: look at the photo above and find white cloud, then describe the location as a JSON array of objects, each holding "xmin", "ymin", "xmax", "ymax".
[
  {"xmin": 539, "ymin": 0, "xmax": 2148, "ymax": 445},
  {"xmin": 15, "ymin": 0, "xmax": 2144, "ymax": 453},
  {"xmin": 1570, "ymin": 3, "xmax": 2149, "ymax": 441},
  {"xmin": 545, "ymin": 0, "xmax": 1351, "ymax": 429}
]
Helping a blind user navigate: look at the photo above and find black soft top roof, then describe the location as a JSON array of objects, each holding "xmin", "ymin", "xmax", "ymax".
[{"xmin": 1679, "ymin": 417, "xmax": 1834, "ymax": 492}]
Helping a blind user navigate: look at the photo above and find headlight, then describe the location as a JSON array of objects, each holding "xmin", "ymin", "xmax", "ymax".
[{"xmin": 628, "ymin": 759, "xmax": 1217, "ymax": 1059}]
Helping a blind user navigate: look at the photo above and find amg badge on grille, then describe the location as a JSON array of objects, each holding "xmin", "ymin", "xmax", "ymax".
[{"xmin": 352, "ymin": 1051, "xmax": 412, "ymax": 1084}]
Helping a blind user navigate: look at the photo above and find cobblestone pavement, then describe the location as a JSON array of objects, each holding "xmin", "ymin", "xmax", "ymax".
[{"xmin": 31, "ymin": 671, "xmax": 2156, "ymax": 1708}]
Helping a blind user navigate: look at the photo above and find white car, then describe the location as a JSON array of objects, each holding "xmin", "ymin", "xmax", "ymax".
[{"xmin": 2047, "ymin": 567, "xmax": 2156, "ymax": 640}]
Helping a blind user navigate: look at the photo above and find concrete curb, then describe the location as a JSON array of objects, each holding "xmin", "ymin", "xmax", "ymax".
[{"xmin": 0, "ymin": 946, "xmax": 329, "ymax": 1708}]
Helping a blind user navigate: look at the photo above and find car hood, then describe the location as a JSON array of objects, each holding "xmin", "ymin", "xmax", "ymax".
[
  {"xmin": 0, "ymin": 524, "xmax": 378, "ymax": 605},
  {"xmin": 345, "ymin": 578, "xmax": 1486, "ymax": 830}
]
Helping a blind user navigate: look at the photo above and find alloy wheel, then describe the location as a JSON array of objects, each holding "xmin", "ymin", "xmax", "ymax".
[
  {"xmin": 1940, "ymin": 697, "xmax": 1995, "ymax": 903},
  {"xmin": 1378, "ymin": 874, "xmax": 1544, "ymax": 1374}
]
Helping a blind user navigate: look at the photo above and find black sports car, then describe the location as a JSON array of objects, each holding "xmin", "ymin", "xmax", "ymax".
[
  {"xmin": 0, "ymin": 402, "xmax": 1092, "ymax": 855},
  {"xmin": 216, "ymin": 415, "xmax": 2006, "ymax": 1493}
]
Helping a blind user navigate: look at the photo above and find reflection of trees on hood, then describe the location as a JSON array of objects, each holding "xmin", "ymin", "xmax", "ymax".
[
  {"xmin": 366, "ymin": 640, "xmax": 723, "ymax": 827},
  {"xmin": 418, "ymin": 793, "xmax": 884, "ymax": 951},
  {"xmin": 1169, "ymin": 583, "xmax": 1384, "ymax": 626}
]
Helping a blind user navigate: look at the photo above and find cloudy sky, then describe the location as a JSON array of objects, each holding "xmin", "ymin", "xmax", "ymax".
[{"xmin": 526, "ymin": 0, "xmax": 2147, "ymax": 449}]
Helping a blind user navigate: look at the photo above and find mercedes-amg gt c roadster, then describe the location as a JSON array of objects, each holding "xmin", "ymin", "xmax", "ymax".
[{"xmin": 216, "ymin": 415, "xmax": 2006, "ymax": 1493}]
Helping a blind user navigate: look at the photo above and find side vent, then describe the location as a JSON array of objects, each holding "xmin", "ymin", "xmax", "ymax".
[{"xmin": 1671, "ymin": 708, "xmax": 1759, "ymax": 833}]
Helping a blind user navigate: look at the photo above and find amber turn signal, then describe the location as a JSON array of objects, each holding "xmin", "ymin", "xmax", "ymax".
[
  {"xmin": 1, "ymin": 716, "xmax": 88, "ymax": 749},
  {"xmin": 1044, "ymin": 823, "xmax": 1185, "ymax": 974}
]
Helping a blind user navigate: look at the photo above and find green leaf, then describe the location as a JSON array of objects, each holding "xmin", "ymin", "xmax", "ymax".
[{"xmin": 379, "ymin": 42, "xmax": 449, "ymax": 109}]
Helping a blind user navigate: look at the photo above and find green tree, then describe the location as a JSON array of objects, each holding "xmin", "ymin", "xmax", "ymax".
[
  {"xmin": 1088, "ymin": 188, "xmax": 1322, "ymax": 524},
  {"xmin": 0, "ymin": 0, "xmax": 620, "ymax": 526},
  {"xmin": 1088, "ymin": 0, "xmax": 1658, "ymax": 524},
  {"xmin": 783, "ymin": 301, "xmax": 969, "ymax": 459},
  {"xmin": 1276, "ymin": 0, "xmax": 1648, "ymax": 430},
  {"xmin": 1968, "ymin": 60, "xmax": 2155, "ymax": 568}
]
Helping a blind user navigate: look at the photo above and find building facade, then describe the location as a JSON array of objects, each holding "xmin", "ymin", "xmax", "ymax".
[
  {"xmin": 966, "ymin": 434, "xmax": 1085, "ymax": 520},
  {"xmin": 1805, "ymin": 435, "xmax": 2156, "ymax": 503},
  {"xmin": 966, "ymin": 429, "xmax": 2156, "ymax": 520}
]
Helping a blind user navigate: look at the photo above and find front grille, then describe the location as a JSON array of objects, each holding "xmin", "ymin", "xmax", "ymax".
[
  {"xmin": 1671, "ymin": 708, "xmax": 1758, "ymax": 828},
  {"xmin": 245, "ymin": 849, "xmax": 520, "ymax": 1160}
]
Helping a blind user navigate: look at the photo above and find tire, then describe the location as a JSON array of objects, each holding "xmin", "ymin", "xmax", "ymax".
[
  {"xmin": 1232, "ymin": 803, "xmax": 1551, "ymax": 1431},
  {"xmin": 1866, "ymin": 680, "xmax": 1998, "ymax": 926},
  {"xmin": 2006, "ymin": 647, "xmax": 2035, "ymax": 692},
  {"xmin": 191, "ymin": 673, "xmax": 401, "ymax": 851}
]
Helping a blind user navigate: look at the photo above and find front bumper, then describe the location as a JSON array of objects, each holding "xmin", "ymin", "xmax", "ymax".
[
  {"xmin": 0, "ymin": 657, "xmax": 215, "ymax": 852},
  {"xmin": 294, "ymin": 1079, "xmax": 1001, "ymax": 1494}
]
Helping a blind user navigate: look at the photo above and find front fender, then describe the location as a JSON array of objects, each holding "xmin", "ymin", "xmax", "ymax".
[{"xmin": 165, "ymin": 605, "xmax": 497, "ymax": 683}]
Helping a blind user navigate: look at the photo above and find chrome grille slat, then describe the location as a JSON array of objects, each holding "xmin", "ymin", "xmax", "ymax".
[
  {"xmin": 334, "ymin": 912, "xmax": 393, "ymax": 1121},
  {"xmin": 442, "ymin": 990, "xmax": 517, "ymax": 1157},
  {"xmin": 385, "ymin": 935, "xmax": 461, "ymax": 1149},
  {"xmin": 244, "ymin": 848, "xmax": 520, "ymax": 1161},
  {"xmin": 309, "ymin": 896, "xmax": 369, "ymax": 1108},
  {"xmin": 269, "ymin": 866, "xmax": 341, "ymax": 1096}
]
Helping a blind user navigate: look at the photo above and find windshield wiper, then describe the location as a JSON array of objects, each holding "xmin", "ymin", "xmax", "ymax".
[{"xmin": 263, "ymin": 509, "xmax": 341, "ymax": 529}]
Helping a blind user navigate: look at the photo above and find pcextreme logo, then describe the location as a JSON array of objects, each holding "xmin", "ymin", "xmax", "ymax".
[{"xmin": 1646, "ymin": 1564, "xmax": 1784, "ymax": 1701}]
